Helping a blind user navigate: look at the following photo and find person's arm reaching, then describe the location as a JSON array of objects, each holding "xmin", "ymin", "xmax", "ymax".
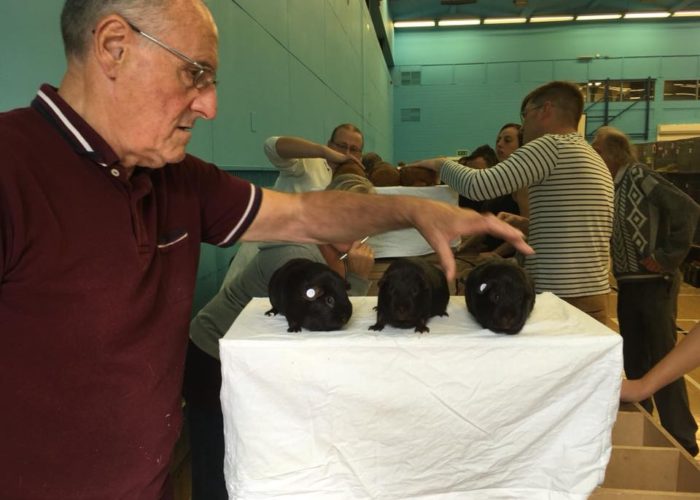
[
  {"xmin": 241, "ymin": 188, "xmax": 534, "ymax": 282},
  {"xmin": 265, "ymin": 136, "xmax": 362, "ymax": 170},
  {"xmin": 621, "ymin": 322, "xmax": 700, "ymax": 402}
]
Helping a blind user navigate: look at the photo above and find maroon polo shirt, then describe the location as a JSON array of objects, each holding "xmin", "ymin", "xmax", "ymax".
[{"xmin": 0, "ymin": 85, "xmax": 262, "ymax": 499}]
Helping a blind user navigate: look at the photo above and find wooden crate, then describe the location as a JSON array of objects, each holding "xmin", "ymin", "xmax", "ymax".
[{"xmin": 591, "ymin": 404, "xmax": 700, "ymax": 498}]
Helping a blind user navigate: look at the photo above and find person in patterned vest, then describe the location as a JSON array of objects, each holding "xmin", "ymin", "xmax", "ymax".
[{"xmin": 592, "ymin": 125, "xmax": 700, "ymax": 456}]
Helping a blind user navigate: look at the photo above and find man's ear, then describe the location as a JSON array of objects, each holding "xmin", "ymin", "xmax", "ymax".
[{"xmin": 92, "ymin": 15, "xmax": 132, "ymax": 79}]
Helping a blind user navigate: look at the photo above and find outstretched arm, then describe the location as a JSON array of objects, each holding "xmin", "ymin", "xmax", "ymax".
[
  {"xmin": 621, "ymin": 322, "xmax": 700, "ymax": 402},
  {"xmin": 266, "ymin": 136, "xmax": 362, "ymax": 169},
  {"xmin": 241, "ymin": 188, "xmax": 534, "ymax": 282}
]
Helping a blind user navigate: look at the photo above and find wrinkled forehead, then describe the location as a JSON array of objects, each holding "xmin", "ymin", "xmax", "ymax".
[{"xmin": 166, "ymin": 0, "xmax": 219, "ymax": 63}]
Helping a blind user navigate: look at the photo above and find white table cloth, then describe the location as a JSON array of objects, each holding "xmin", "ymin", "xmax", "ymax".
[{"xmin": 220, "ymin": 293, "xmax": 622, "ymax": 499}]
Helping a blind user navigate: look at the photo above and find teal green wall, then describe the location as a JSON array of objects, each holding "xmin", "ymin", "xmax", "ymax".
[
  {"xmin": 392, "ymin": 21, "xmax": 700, "ymax": 162},
  {"xmin": 0, "ymin": 0, "xmax": 393, "ymax": 313}
]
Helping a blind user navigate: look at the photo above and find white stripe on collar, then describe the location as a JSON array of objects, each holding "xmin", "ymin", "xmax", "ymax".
[{"xmin": 37, "ymin": 89, "xmax": 95, "ymax": 154}]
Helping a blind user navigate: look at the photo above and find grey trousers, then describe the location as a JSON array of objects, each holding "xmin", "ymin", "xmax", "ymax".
[{"xmin": 618, "ymin": 273, "xmax": 698, "ymax": 455}]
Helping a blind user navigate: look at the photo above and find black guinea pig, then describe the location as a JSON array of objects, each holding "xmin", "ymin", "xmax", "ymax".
[
  {"xmin": 369, "ymin": 258, "xmax": 449, "ymax": 333},
  {"xmin": 464, "ymin": 260, "xmax": 535, "ymax": 335},
  {"xmin": 265, "ymin": 258, "xmax": 353, "ymax": 333}
]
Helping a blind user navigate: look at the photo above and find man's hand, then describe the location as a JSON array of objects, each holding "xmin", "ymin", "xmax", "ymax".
[
  {"xmin": 497, "ymin": 211, "xmax": 529, "ymax": 235},
  {"xmin": 620, "ymin": 378, "xmax": 652, "ymax": 403},
  {"xmin": 640, "ymin": 256, "xmax": 663, "ymax": 273},
  {"xmin": 346, "ymin": 240, "xmax": 375, "ymax": 279},
  {"xmin": 323, "ymin": 146, "xmax": 363, "ymax": 170},
  {"xmin": 404, "ymin": 157, "xmax": 446, "ymax": 172},
  {"xmin": 410, "ymin": 201, "xmax": 533, "ymax": 281}
]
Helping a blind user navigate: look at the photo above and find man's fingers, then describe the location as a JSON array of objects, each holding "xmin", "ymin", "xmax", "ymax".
[{"xmin": 483, "ymin": 214, "xmax": 533, "ymax": 255}]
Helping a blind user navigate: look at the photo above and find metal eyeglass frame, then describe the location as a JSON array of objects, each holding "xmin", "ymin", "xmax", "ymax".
[{"xmin": 126, "ymin": 20, "xmax": 217, "ymax": 90}]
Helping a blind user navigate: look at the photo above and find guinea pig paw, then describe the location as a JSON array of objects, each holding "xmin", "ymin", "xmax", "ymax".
[
  {"xmin": 287, "ymin": 325, "xmax": 302, "ymax": 333},
  {"xmin": 368, "ymin": 323, "xmax": 385, "ymax": 331},
  {"xmin": 264, "ymin": 308, "xmax": 278, "ymax": 317},
  {"xmin": 414, "ymin": 324, "xmax": 430, "ymax": 334}
]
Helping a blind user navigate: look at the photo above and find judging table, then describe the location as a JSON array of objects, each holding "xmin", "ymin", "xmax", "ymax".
[{"xmin": 220, "ymin": 293, "xmax": 622, "ymax": 499}]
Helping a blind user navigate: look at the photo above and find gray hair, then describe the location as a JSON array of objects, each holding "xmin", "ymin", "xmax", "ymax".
[
  {"xmin": 326, "ymin": 174, "xmax": 375, "ymax": 194},
  {"xmin": 594, "ymin": 126, "xmax": 638, "ymax": 166},
  {"xmin": 60, "ymin": 0, "xmax": 169, "ymax": 59}
]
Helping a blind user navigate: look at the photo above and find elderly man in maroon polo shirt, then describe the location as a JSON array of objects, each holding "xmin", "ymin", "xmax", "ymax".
[{"xmin": 0, "ymin": 1, "xmax": 531, "ymax": 499}]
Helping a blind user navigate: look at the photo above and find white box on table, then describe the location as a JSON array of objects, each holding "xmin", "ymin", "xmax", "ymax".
[
  {"xmin": 370, "ymin": 185, "xmax": 459, "ymax": 258},
  {"xmin": 220, "ymin": 293, "xmax": 622, "ymax": 499}
]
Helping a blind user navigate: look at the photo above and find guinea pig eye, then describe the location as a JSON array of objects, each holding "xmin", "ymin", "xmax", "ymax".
[
  {"xmin": 325, "ymin": 295, "xmax": 335, "ymax": 308},
  {"xmin": 478, "ymin": 282, "xmax": 488, "ymax": 294}
]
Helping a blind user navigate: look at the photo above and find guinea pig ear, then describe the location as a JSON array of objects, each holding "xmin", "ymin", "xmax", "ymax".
[
  {"xmin": 344, "ymin": 280, "xmax": 351, "ymax": 291},
  {"xmin": 303, "ymin": 286, "xmax": 325, "ymax": 301}
]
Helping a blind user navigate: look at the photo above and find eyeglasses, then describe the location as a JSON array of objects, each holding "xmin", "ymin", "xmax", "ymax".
[
  {"xmin": 520, "ymin": 104, "xmax": 543, "ymax": 121},
  {"xmin": 126, "ymin": 21, "xmax": 217, "ymax": 90},
  {"xmin": 330, "ymin": 141, "xmax": 362, "ymax": 155}
]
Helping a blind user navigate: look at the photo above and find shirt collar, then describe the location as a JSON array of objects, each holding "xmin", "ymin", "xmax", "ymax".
[{"xmin": 31, "ymin": 84, "xmax": 120, "ymax": 168}]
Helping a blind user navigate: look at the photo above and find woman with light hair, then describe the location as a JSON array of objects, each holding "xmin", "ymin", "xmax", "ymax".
[{"xmin": 326, "ymin": 173, "xmax": 375, "ymax": 194}]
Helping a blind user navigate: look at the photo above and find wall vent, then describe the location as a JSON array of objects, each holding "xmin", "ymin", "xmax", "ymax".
[
  {"xmin": 401, "ymin": 108, "xmax": 421, "ymax": 122},
  {"xmin": 401, "ymin": 71, "xmax": 422, "ymax": 86}
]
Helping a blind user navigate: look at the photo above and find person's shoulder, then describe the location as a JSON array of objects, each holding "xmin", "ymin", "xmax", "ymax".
[
  {"xmin": 0, "ymin": 107, "xmax": 45, "ymax": 172},
  {"xmin": 518, "ymin": 134, "xmax": 559, "ymax": 154},
  {"xmin": 0, "ymin": 106, "xmax": 39, "ymax": 138}
]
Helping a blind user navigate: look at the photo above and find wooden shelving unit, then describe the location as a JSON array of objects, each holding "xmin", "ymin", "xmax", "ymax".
[{"xmin": 591, "ymin": 403, "xmax": 700, "ymax": 498}]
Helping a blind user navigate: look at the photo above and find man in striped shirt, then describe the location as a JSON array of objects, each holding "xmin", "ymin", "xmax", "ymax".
[{"xmin": 411, "ymin": 81, "xmax": 614, "ymax": 324}]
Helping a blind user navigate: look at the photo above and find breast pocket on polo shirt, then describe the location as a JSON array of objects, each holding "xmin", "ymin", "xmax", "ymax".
[
  {"xmin": 157, "ymin": 229, "xmax": 195, "ymax": 304},
  {"xmin": 157, "ymin": 229, "xmax": 190, "ymax": 252}
]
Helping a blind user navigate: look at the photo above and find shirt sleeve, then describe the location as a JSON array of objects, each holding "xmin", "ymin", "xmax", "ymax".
[
  {"xmin": 643, "ymin": 170, "xmax": 700, "ymax": 270},
  {"xmin": 264, "ymin": 136, "xmax": 304, "ymax": 176},
  {"xmin": 440, "ymin": 135, "xmax": 559, "ymax": 201},
  {"xmin": 185, "ymin": 155, "xmax": 262, "ymax": 247}
]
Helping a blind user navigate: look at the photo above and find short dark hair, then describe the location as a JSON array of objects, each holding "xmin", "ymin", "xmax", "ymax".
[
  {"xmin": 521, "ymin": 81, "xmax": 583, "ymax": 128},
  {"xmin": 329, "ymin": 123, "xmax": 363, "ymax": 148},
  {"xmin": 459, "ymin": 144, "xmax": 498, "ymax": 167}
]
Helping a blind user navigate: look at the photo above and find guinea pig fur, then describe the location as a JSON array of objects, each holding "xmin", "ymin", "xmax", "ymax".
[
  {"xmin": 464, "ymin": 260, "xmax": 535, "ymax": 335},
  {"xmin": 362, "ymin": 152, "xmax": 382, "ymax": 172},
  {"xmin": 370, "ymin": 258, "xmax": 449, "ymax": 333},
  {"xmin": 399, "ymin": 166, "xmax": 438, "ymax": 187},
  {"xmin": 368, "ymin": 161, "xmax": 400, "ymax": 187},
  {"xmin": 333, "ymin": 161, "xmax": 367, "ymax": 179},
  {"xmin": 265, "ymin": 258, "xmax": 353, "ymax": 333}
]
